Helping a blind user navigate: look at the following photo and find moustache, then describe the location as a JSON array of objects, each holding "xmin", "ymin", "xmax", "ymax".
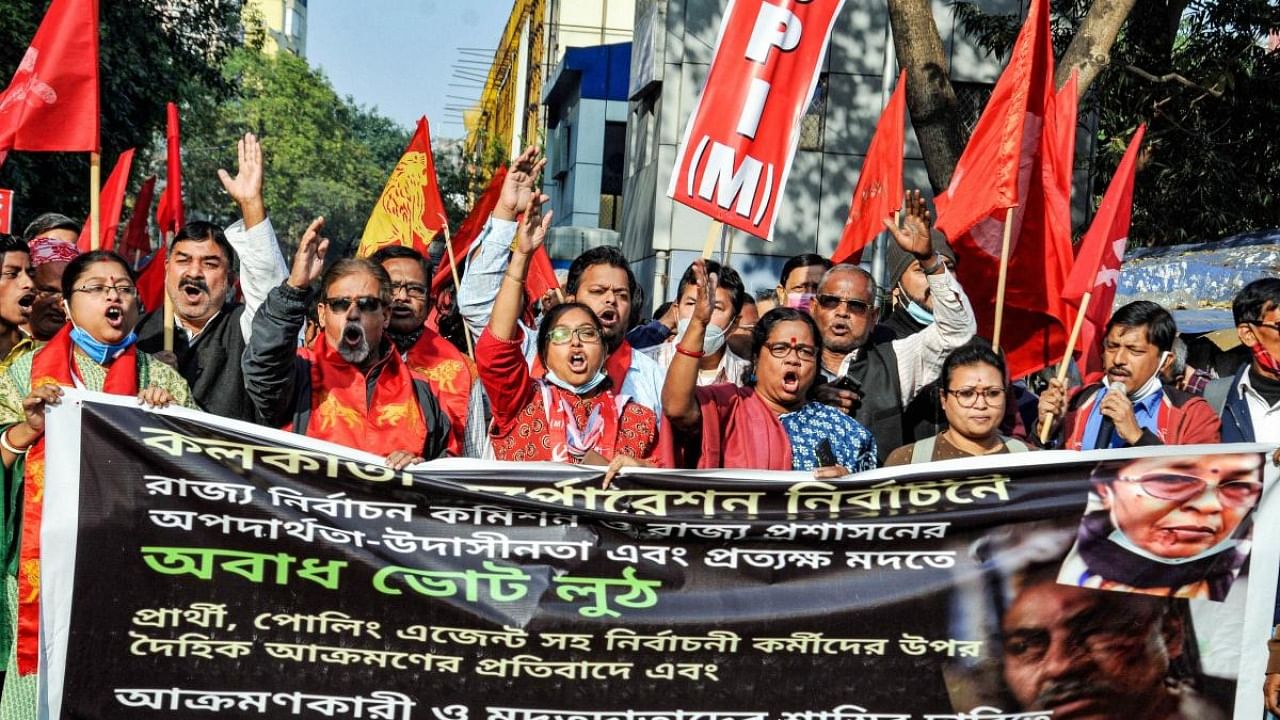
[
  {"xmin": 179, "ymin": 277, "xmax": 211, "ymax": 294},
  {"xmin": 1033, "ymin": 677, "xmax": 1110, "ymax": 710}
]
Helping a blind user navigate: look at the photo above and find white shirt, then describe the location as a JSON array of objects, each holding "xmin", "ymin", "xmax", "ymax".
[
  {"xmin": 173, "ymin": 217, "xmax": 288, "ymax": 343},
  {"xmin": 1237, "ymin": 367, "xmax": 1280, "ymax": 444}
]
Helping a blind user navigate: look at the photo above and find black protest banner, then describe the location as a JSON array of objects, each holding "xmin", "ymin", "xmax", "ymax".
[{"xmin": 38, "ymin": 392, "xmax": 1280, "ymax": 720}]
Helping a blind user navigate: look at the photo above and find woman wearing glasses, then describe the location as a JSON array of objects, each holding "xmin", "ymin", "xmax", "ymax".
[
  {"xmin": 1057, "ymin": 452, "xmax": 1263, "ymax": 601},
  {"xmin": 475, "ymin": 199, "xmax": 659, "ymax": 465},
  {"xmin": 885, "ymin": 340, "xmax": 1029, "ymax": 466},
  {"xmin": 0, "ymin": 250, "xmax": 194, "ymax": 703},
  {"xmin": 662, "ymin": 260, "xmax": 876, "ymax": 474}
]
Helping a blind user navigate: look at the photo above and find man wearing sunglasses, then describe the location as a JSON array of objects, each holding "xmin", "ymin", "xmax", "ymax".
[
  {"xmin": 1057, "ymin": 452, "xmax": 1263, "ymax": 602},
  {"xmin": 244, "ymin": 219, "xmax": 451, "ymax": 470},
  {"xmin": 811, "ymin": 193, "xmax": 976, "ymax": 464}
]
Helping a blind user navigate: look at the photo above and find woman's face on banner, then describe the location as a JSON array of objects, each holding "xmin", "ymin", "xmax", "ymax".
[{"xmin": 1097, "ymin": 454, "xmax": 1264, "ymax": 558}]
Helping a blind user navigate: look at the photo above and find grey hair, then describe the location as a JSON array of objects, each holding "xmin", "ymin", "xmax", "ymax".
[{"xmin": 820, "ymin": 263, "xmax": 879, "ymax": 307}]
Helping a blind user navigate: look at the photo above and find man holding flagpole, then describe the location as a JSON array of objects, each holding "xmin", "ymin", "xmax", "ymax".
[{"xmin": 135, "ymin": 133, "xmax": 288, "ymax": 421}]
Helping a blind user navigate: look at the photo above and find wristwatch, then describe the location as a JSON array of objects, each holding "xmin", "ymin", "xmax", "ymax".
[{"xmin": 919, "ymin": 254, "xmax": 946, "ymax": 275}]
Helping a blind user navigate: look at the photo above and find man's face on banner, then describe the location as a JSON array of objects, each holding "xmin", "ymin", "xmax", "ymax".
[
  {"xmin": 1001, "ymin": 581, "xmax": 1181, "ymax": 720},
  {"xmin": 1097, "ymin": 453, "xmax": 1263, "ymax": 559}
]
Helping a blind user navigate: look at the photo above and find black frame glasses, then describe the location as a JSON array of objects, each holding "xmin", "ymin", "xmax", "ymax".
[
  {"xmin": 815, "ymin": 294, "xmax": 872, "ymax": 315},
  {"xmin": 943, "ymin": 387, "xmax": 1006, "ymax": 407}
]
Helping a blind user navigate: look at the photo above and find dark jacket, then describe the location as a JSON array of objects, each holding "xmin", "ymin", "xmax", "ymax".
[
  {"xmin": 1206, "ymin": 366, "xmax": 1255, "ymax": 443},
  {"xmin": 243, "ymin": 283, "xmax": 450, "ymax": 460},
  {"xmin": 137, "ymin": 304, "xmax": 253, "ymax": 421},
  {"xmin": 844, "ymin": 342, "xmax": 905, "ymax": 465}
]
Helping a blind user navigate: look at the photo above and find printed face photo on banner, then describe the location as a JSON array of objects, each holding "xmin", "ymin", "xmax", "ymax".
[
  {"xmin": 1056, "ymin": 453, "xmax": 1263, "ymax": 601},
  {"xmin": 941, "ymin": 518, "xmax": 1236, "ymax": 720}
]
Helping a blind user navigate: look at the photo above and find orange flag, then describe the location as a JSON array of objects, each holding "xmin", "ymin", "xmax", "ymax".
[
  {"xmin": 0, "ymin": 0, "xmax": 99, "ymax": 153},
  {"xmin": 832, "ymin": 70, "xmax": 906, "ymax": 265},
  {"xmin": 430, "ymin": 166, "xmax": 507, "ymax": 296},
  {"xmin": 1065, "ymin": 124, "xmax": 1147, "ymax": 384},
  {"xmin": 77, "ymin": 147, "xmax": 133, "ymax": 251},
  {"xmin": 155, "ymin": 102, "xmax": 183, "ymax": 236},
  {"xmin": 120, "ymin": 175, "xmax": 156, "ymax": 265},
  {"xmin": 358, "ymin": 115, "xmax": 448, "ymax": 257}
]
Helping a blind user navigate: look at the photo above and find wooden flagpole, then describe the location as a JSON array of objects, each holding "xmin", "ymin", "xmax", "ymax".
[
  {"xmin": 723, "ymin": 226, "xmax": 735, "ymax": 265},
  {"xmin": 89, "ymin": 152, "xmax": 101, "ymax": 250},
  {"xmin": 1037, "ymin": 291, "xmax": 1092, "ymax": 444},
  {"xmin": 438, "ymin": 216, "xmax": 475, "ymax": 361},
  {"xmin": 701, "ymin": 221, "xmax": 722, "ymax": 260},
  {"xmin": 163, "ymin": 231, "xmax": 175, "ymax": 352},
  {"xmin": 991, "ymin": 206, "xmax": 1016, "ymax": 351}
]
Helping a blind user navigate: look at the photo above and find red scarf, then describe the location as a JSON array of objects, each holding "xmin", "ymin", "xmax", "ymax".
[
  {"xmin": 300, "ymin": 335, "xmax": 426, "ymax": 457},
  {"xmin": 538, "ymin": 383, "xmax": 629, "ymax": 462},
  {"xmin": 531, "ymin": 338, "xmax": 635, "ymax": 392},
  {"xmin": 17, "ymin": 324, "xmax": 138, "ymax": 674},
  {"xmin": 404, "ymin": 328, "xmax": 473, "ymax": 456}
]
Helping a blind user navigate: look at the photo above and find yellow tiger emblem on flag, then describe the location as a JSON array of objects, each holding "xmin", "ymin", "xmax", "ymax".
[{"xmin": 358, "ymin": 151, "xmax": 435, "ymax": 256}]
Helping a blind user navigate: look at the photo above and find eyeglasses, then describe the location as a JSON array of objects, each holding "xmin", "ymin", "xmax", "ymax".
[
  {"xmin": 548, "ymin": 325, "xmax": 602, "ymax": 345},
  {"xmin": 816, "ymin": 294, "xmax": 872, "ymax": 315},
  {"xmin": 323, "ymin": 296, "xmax": 384, "ymax": 313},
  {"xmin": 765, "ymin": 342, "xmax": 817, "ymax": 361},
  {"xmin": 1119, "ymin": 472, "xmax": 1263, "ymax": 507},
  {"xmin": 944, "ymin": 387, "xmax": 1006, "ymax": 407},
  {"xmin": 1248, "ymin": 320, "xmax": 1280, "ymax": 333},
  {"xmin": 390, "ymin": 282, "xmax": 428, "ymax": 300},
  {"xmin": 73, "ymin": 284, "xmax": 138, "ymax": 299}
]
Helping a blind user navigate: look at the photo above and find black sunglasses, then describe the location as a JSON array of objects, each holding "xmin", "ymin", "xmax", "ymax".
[{"xmin": 323, "ymin": 296, "xmax": 384, "ymax": 313}]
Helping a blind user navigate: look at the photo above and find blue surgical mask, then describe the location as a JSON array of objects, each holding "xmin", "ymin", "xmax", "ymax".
[
  {"xmin": 545, "ymin": 368, "xmax": 608, "ymax": 395},
  {"xmin": 69, "ymin": 324, "xmax": 138, "ymax": 364},
  {"xmin": 904, "ymin": 298, "xmax": 934, "ymax": 326},
  {"xmin": 675, "ymin": 318, "xmax": 727, "ymax": 355}
]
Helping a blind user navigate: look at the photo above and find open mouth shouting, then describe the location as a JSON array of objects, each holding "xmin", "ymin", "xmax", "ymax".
[
  {"xmin": 780, "ymin": 369, "xmax": 801, "ymax": 394},
  {"xmin": 179, "ymin": 278, "xmax": 209, "ymax": 303},
  {"xmin": 595, "ymin": 307, "xmax": 619, "ymax": 331},
  {"xmin": 17, "ymin": 293, "xmax": 34, "ymax": 317},
  {"xmin": 104, "ymin": 304, "xmax": 126, "ymax": 329},
  {"xmin": 342, "ymin": 323, "xmax": 365, "ymax": 349},
  {"xmin": 567, "ymin": 350, "xmax": 589, "ymax": 374}
]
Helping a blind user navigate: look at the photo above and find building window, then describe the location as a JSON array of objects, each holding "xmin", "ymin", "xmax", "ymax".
[
  {"xmin": 798, "ymin": 73, "xmax": 828, "ymax": 151},
  {"xmin": 600, "ymin": 121, "xmax": 626, "ymax": 231}
]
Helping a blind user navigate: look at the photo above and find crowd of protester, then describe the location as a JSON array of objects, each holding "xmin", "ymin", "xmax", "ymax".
[{"xmin": 0, "ymin": 140, "xmax": 1278, "ymax": 710}]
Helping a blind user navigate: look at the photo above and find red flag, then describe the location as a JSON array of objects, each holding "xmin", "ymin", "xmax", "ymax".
[
  {"xmin": 1065, "ymin": 124, "xmax": 1147, "ymax": 384},
  {"xmin": 668, "ymin": 0, "xmax": 847, "ymax": 239},
  {"xmin": 832, "ymin": 71, "xmax": 906, "ymax": 265},
  {"xmin": 120, "ymin": 175, "xmax": 156, "ymax": 265},
  {"xmin": 77, "ymin": 147, "xmax": 133, "ymax": 251},
  {"xmin": 135, "ymin": 244, "xmax": 166, "ymax": 315},
  {"xmin": 156, "ymin": 102, "xmax": 183, "ymax": 235},
  {"xmin": 430, "ymin": 166, "xmax": 507, "ymax": 296},
  {"xmin": 932, "ymin": 0, "xmax": 1072, "ymax": 378},
  {"xmin": 358, "ymin": 116, "xmax": 448, "ymax": 257},
  {"xmin": 0, "ymin": 0, "xmax": 99, "ymax": 153},
  {"xmin": 526, "ymin": 245, "xmax": 560, "ymax": 300}
]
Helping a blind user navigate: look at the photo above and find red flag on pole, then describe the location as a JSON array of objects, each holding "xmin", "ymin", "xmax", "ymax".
[
  {"xmin": 832, "ymin": 71, "xmax": 906, "ymax": 265},
  {"xmin": 78, "ymin": 147, "xmax": 133, "ymax": 251},
  {"xmin": 1064, "ymin": 124, "xmax": 1147, "ymax": 384},
  {"xmin": 135, "ymin": 244, "xmax": 166, "ymax": 315},
  {"xmin": 526, "ymin": 245, "xmax": 560, "ymax": 301},
  {"xmin": 0, "ymin": 0, "xmax": 99, "ymax": 153},
  {"xmin": 120, "ymin": 175, "xmax": 156, "ymax": 265},
  {"xmin": 156, "ymin": 102, "xmax": 183, "ymax": 235},
  {"xmin": 430, "ymin": 166, "xmax": 507, "ymax": 296},
  {"xmin": 358, "ymin": 115, "xmax": 448, "ymax": 258},
  {"xmin": 932, "ymin": 0, "xmax": 1071, "ymax": 378}
]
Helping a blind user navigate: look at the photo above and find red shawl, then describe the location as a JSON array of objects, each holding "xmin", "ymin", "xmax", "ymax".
[
  {"xmin": 17, "ymin": 325, "xmax": 139, "ymax": 674},
  {"xmin": 299, "ymin": 335, "xmax": 426, "ymax": 457},
  {"xmin": 405, "ymin": 327, "xmax": 473, "ymax": 456},
  {"xmin": 661, "ymin": 384, "xmax": 792, "ymax": 470}
]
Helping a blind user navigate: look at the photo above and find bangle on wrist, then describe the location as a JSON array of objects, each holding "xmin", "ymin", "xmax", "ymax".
[
  {"xmin": 675, "ymin": 345, "xmax": 705, "ymax": 359},
  {"xmin": 504, "ymin": 272, "xmax": 525, "ymax": 284},
  {"xmin": 919, "ymin": 254, "xmax": 945, "ymax": 275},
  {"xmin": 1, "ymin": 427, "xmax": 30, "ymax": 455}
]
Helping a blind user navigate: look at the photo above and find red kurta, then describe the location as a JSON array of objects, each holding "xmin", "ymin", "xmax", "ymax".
[
  {"xmin": 662, "ymin": 384, "xmax": 793, "ymax": 470},
  {"xmin": 404, "ymin": 327, "xmax": 473, "ymax": 456}
]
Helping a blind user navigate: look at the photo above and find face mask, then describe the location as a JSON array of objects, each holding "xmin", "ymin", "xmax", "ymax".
[
  {"xmin": 69, "ymin": 323, "xmax": 138, "ymax": 364},
  {"xmin": 1119, "ymin": 350, "xmax": 1170, "ymax": 402},
  {"xmin": 545, "ymin": 367, "xmax": 607, "ymax": 395},
  {"xmin": 1249, "ymin": 342, "xmax": 1280, "ymax": 376},
  {"xmin": 904, "ymin": 298, "xmax": 934, "ymax": 326},
  {"xmin": 675, "ymin": 318, "xmax": 727, "ymax": 355},
  {"xmin": 785, "ymin": 292, "xmax": 815, "ymax": 313},
  {"xmin": 1106, "ymin": 526, "xmax": 1239, "ymax": 566}
]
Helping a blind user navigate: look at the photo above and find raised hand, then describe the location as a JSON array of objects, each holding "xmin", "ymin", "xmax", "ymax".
[
  {"xmin": 688, "ymin": 259, "xmax": 719, "ymax": 328},
  {"xmin": 288, "ymin": 217, "xmax": 330, "ymax": 290},
  {"xmin": 497, "ymin": 146, "xmax": 547, "ymax": 221},
  {"xmin": 514, "ymin": 194, "xmax": 552, "ymax": 257},
  {"xmin": 883, "ymin": 190, "xmax": 934, "ymax": 260},
  {"xmin": 218, "ymin": 133, "xmax": 265, "ymax": 208}
]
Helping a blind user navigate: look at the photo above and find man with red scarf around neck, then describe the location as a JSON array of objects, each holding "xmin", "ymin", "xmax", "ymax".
[{"xmin": 243, "ymin": 218, "xmax": 450, "ymax": 469}]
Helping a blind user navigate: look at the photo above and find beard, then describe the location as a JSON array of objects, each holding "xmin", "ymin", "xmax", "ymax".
[{"xmin": 337, "ymin": 322, "xmax": 372, "ymax": 365}]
